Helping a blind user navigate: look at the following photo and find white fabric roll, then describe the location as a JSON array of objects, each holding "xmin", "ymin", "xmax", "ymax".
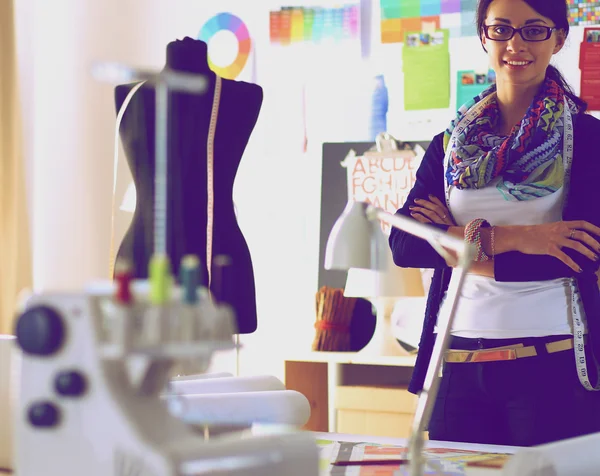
[
  {"xmin": 169, "ymin": 390, "xmax": 311, "ymax": 427},
  {"xmin": 503, "ymin": 432, "xmax": 600, "ymax": 476},
  {"xmin": 170, "ymin": 375, "xmax": 285, "ymax": 395},
  {"xmin": 172, "ymin": 372, "xmax": 233, "ymax": 381}
]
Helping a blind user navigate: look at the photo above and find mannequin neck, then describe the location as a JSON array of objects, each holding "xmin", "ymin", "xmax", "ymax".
[{"xmin": 166, "ymin": 37, "xmax": 213, "ymax": 75}]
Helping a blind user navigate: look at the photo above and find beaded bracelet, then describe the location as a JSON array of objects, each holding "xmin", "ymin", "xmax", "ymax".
[{"xmin": 464, "ymin": 218, "xmax": 491, "ymax": 262}]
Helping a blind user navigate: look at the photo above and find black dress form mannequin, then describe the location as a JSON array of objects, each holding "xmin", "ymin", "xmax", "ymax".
[{"xmin": 115, "ymin": 37, "xmax": 262, "ymax": 334}]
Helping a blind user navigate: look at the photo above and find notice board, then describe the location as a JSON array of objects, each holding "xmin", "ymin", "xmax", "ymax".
[{"xmin": 318, "ymin": 138, "xmax": 432, "ymax": 291}]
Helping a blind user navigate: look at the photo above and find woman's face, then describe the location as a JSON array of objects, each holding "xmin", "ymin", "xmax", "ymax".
[{"xmin": 481, "ymin": 0, "xmax": 565, "ymax": 89}]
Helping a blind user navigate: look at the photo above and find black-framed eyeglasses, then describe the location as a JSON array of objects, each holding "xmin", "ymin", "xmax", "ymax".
[{"xmin": 483, "ymin": 24, "xmax": 557, "ymax": 42}]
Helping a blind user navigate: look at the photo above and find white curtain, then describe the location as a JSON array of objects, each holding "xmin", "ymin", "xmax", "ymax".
[{"xmin": 0, "ymin": 0, "xmax": 32, "ymax": 334}]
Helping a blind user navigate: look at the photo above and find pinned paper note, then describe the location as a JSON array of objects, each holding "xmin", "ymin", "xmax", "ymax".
[
  {"xmin": 456, "ymin": 69, "xmax": 496, "ymax": 110},
  {"xmin": 403, "ymin": 28, "xmax": 451, "ymax": 110},
  {"xmin": 580, "ymin": 27, "xmax": 600, "ymax": 110}
]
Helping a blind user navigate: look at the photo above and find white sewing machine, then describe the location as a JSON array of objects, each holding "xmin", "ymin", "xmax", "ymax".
[
  {"xmin": 13, "ymin": 274, "xmax": 319, "ymax": 476},
  {"xmin": 10, "ymin": 61, "xmax": 318, "ymax": 476}
]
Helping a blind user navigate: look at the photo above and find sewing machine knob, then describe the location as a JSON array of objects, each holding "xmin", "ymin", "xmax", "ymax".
[
  {"xmin": 27, "ymin": 401, "xmax": 61, "ymax": 428},
  {"xmin": 15, "ymin": 305, "xmax": 65, "ymax": 356},
  {"xmin": 55, "ymin": 370, "xmax": 87, "ymax": 397}
]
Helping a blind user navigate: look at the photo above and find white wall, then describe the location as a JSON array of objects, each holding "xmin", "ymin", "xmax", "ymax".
[
  {"xmin": 16, "ymin": 0, "xmax": 321, "ymax": 380},
  {"xmin": 15, "ymin": 0, "xmax": 598, "ymax": 381},
  {"xmin": 19, "ymin": 0, "xmax": 155, "ymax": 291}
]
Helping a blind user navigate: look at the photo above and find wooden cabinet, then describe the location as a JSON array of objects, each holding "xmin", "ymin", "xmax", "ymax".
[
  {"xmin": 335, "ymin": 385, "xmax": 419, "ymax": 438},
  {"xmin": 284, "ymin": 352, "xmax": 417, "ymax": 437}
]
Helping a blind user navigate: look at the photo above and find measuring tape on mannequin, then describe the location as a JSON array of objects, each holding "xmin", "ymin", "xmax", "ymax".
[
  {"xmin": 109, "ymin": 80, "xmax": 146, "ymax": 278},
  {"xmin": 443, "ymin": 94, "xmax": 600, "ymax": 391},
  {"xmin": 109, "ymin": 75, "xmax": 223, "ymax": 292}
]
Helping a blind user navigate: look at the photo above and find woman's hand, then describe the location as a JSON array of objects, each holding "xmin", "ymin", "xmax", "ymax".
[
  {"xmin": 497, "ymin": 220, "xmax": 600, "ymax": 273},
  {"xmin": 409, "ymin": 195, "xmax": 455, "ymax": 226},
  {"xmin": 408, "ymin": 195, "xmax": 461, "ymax": 267}
]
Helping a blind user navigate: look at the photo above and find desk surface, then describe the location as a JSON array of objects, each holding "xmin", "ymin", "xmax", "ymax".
[
  {"xmin": 286, "ymin": 351, "xmax": 417, "ymax": 367},
  {"xmin": 315, "ymin": 432, "xmax": 519, "ymax": 475},
  {"xmin": 2, "ymin": 431, "xmax": 517, "ymax": 476}
]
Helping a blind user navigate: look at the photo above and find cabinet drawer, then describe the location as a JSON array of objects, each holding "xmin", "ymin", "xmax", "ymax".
[
  {"xmin": 335, "ymin": 385, "xmax": 418, "ymax": 413},
  {"xmin": 337, "ymin": 409, "xmax": 415, "ymax": 438},
  {"xmin": 335, "ymin": 385, "xmax": 419, "ymax": 438}
]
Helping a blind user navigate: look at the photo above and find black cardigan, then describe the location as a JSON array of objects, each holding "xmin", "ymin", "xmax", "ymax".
[{"xmin": 389, "ymin": 113, "xmax": 600, "ymax": 394}]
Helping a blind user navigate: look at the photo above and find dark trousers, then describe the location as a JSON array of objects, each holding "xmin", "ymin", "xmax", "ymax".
[{"xmin": 428, "ymin": 335, "xmax": 600, "ymax": 447}]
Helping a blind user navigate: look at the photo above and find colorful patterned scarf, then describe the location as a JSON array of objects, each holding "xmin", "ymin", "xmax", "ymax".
[{"xmin": 444, "ymin": 77, "xmax": 579, "ymax": 201}]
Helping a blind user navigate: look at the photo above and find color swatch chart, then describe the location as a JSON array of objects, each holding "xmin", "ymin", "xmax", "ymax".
[
  {"xmin": 568, "ymin": 0, "xmax": 600, "ymax": 26},
  {"xmin": 380, "ymin": 0, "xmax": 477, "ymax": 43},
  {"xmin": 270, "ymin": 4, "xmax": 360, "ymax": 45}
]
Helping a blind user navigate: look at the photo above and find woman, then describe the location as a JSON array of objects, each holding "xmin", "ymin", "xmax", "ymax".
[{"xmin": 390, "ymin": 0, "xmax": 600, "ymax": 447}]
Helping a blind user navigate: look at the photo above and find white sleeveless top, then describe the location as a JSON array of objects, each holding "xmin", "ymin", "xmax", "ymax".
[{"xmin": 437, "ymin": 177, "xmax": 587, "ymax": 339}]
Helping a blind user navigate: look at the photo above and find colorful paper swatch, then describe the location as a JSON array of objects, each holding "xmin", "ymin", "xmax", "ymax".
[
  {"xmin": 381, "ymin": 15, "xmax": 441, "ymax": 43},
  {"xmin": 197, "ymin": 12, "xmax": 251, "ymax": 79},
  {"xmin": 381, "ymin": 0, "xmax": 477, "ymax": 43},
  {"xmin": 318, "ymin": 439, "xmax": 511, "ymax": 475},
  {"xmin": 442, "ymin": 0, "xmax": 461, "ymax": 14},
  {"xmin": 568, "ymin": 0, "xmax": 600, "ymax": 26},
  {"xmin": 270, "ymin": 4, "xmax": 359, "ymax": 45}
]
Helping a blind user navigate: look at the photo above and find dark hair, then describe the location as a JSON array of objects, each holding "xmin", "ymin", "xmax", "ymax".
[{"xmin": 476, "ymin": 0, "xmax": 587, "ymax": 112}]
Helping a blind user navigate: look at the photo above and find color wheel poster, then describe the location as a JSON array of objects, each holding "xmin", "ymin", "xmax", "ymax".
[
  {"xmin": 144, "ymin": 0, "xmax": 264, "ymax": 84},
  {"xmin": 198, "ymin": 12, "xmax": 253, "ymax": 80}
]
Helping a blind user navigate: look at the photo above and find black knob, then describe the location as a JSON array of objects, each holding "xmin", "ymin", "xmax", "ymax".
[
  {"xmin": 27, "ymin": 401, "xmax": 61, "ymax": 428},
  {"xmin": 15, "ymin": 305, "xmax": 65, "ymax": 356},
  {"xmin": 55, "ymin": 370, "xmax": 87, "ymax": 397}
]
